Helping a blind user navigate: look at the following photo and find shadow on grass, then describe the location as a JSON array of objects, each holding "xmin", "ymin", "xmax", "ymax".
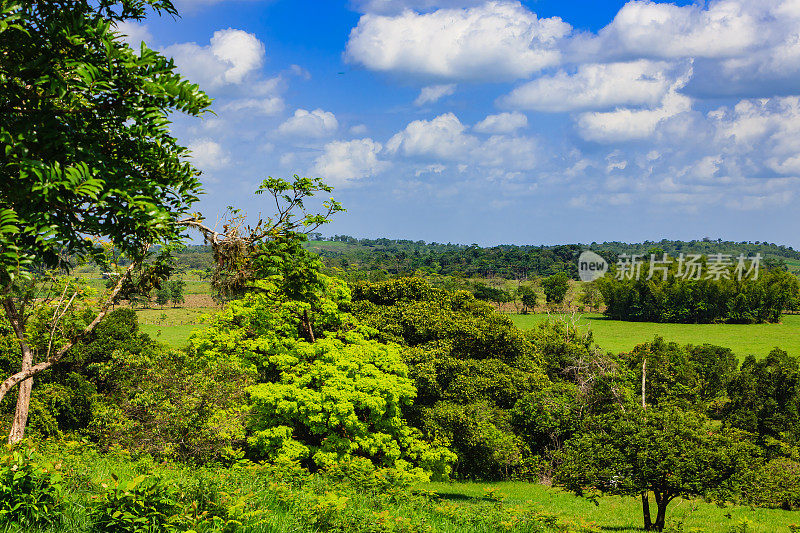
[{"xmin": 430, "ymin": 491, "xmax": 491, "ymax": 502}]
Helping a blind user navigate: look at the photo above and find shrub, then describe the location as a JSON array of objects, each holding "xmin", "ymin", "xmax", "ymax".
[
  {"xmin": 747, "ymin": 458, "xmax": 800, "ymax": 509},
  {"xmin": 88, "ymin": 473, "xmax": 183, "ymax": 533},
  {"xmin": 0, "ymin": 444, "xmax": 65, "ymax": 527}
]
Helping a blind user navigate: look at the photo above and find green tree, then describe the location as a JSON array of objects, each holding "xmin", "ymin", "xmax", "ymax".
[
  {"xmin": 725, "ymin": 348, "xmax": 800, "ymax": 445},
  {"xmin": 578, "ymin": 280, "xmax": 602, "ymax": 311},
  {"xmin": 541, "ymin": 273, "xmax": 569, "ymax": 305},
  {"xmin": 168, "ymin": 279, "xmax": 185, "ymax": 308},
  {"xmin": 0, "ymin": 0, "xmax": 212, "ymax": 442},
  {"xmin": 555, "ymin": 406, "xmax": 759, "ymax": 531},
  {"xmin": 155, "ymin": 286, "xmax": 170, "ymax": 309},
  {"xmin": 518, "ymin": 285, "xmax": 537, "ymax": 314},
  {"xmin": 348, "ymin": 278, "xmax": 610, "ymax": 479},
  {"xmin": 189, "ymin": 271, "xmax": 454, "ymax": 478}
]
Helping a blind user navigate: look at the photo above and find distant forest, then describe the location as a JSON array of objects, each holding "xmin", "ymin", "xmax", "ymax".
[{"xmin": 173, "ymin": 236, "xmax": 800, "ymax": 280}]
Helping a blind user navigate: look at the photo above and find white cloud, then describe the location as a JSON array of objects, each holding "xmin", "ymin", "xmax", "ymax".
[
  {"xmin": 475, "ymin": 135, "xmax": 538, "ymax": 170},
  {"xmin": 502, "ymin": 60, "xmax": 680, "ymax": 112},
  {"xmin": 187, "ymin": 138, "xmax": 230, "ymax": 170},
  {"xmin": 577, "ymin": 70, "xmax": 693, "ymax": 142},
  {"xmin": 414, "ymin": 84, "xmax": 456, "ymax": 106},
  {"xmin": 222, "ymin": 97, "xmax": 284, "ymax": 115},
  {"xmin": 289, "ymin": 64, "xmax": 312, "ymax": 79},
  {"xmin": 312, "ymin": 138, "xmax": 388, "ymax": 185},
  {"xmin": 350, "ymin": 124, "xmax": 368, "ymax": 135},
  {"xmin": 711, "ymin": 97, "xmax": 800, "ymax": 175},
  {"xmin": 582, "ymin": 0, "xmax": 760, "ymax": 60},
  {"xmin": 385, "ymin": 112, "xmax": 539, "ymax": 173},
  {"xmin": 345, "ymin": 1, "xmax": 571, "ymax": 81},
  {"xmin": 415, "ymin": 164, "xmax": 446, "ymax": 176},
  {"xmin": 386, "ymin": 113, "xmax": 478, "ymax": 159},
  {"xmin": 114, "ymin": 21, "xmax": 152, "ymax": 47},
  {"xmin": 474, "ymin": 112, "xmax": 527, "ymax": 134},
  {"xmin": 350, "ymin": 0, "xmax": 485, "ymax": 15},
  {"xmin": 577, "ymin": 94, "xmax": 690, "ymax": 142},
  {"xmin": 163, "ymin": 29, "xmax": 265, "ymax": 88},
  {"xmin": 278, "ymin": 109, "xmax": 339, "ymax": 138}
]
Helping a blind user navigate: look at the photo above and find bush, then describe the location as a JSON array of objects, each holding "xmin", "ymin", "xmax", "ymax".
[
  {"xmin": 747, "ymin": 458, "xmax": 800, "ymax": 509},
  {"xmin": 0, "ymin": 444, "xmax": 65, "ymax": 527},
  {"xmin": 88, "ymin": 473, "xmax": 183, "ymax": 533}
]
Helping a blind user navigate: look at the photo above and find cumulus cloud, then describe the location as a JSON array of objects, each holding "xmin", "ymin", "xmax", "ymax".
[
  {"xmin": 473, "ymin": 112, "xmax": 527, "ymax": 134},
  {"xmin": 386, "ymin": 113, "xmax": 479, "ymax": 159},
  {"xmin": 385, "ymin": 112, "xmax": 540, "ymax": 173},
  {"xmin": 561, "ymin": 0, "xmax": 800, "ymax": 99},
  {"xmin": 576, "ymin": 69, "xmax": 693, "ymax": 142},
  {"xmin": 710, "ymin": 97, "xmax": 800, "ymax": 175},
  {"xmin": 312, "ymin": 138, "xmax": 388, "ymax": 185},
  {"xmin": 502, "ymin": 60, "xmax": 682, "ymax": 112},
  {"xmin": 278, "ymin": 109, "xmax": 339, "ymax": 138},
  {"xmin": 187, "ymin": 138, "xmax": 230, "ymax": 170},
  {"xmin": 345, "ymin": 1, "xmax": 571, "ymax": 81},
  {"xmin": 475, "ymin": 135, "xmax": 538, "ymax": 170},
  {"xmin": 163, "ymin": 29, "xmax": 265, "ymax": 88},
  {"xmin": 578, "ymin": 0, "xmax": 760, "ymax": 61},
  {"xmin": 414, "ymin": 84, "xmax": 456, "ymax": 106},
  {"xmin": 577, "ymin": 92, "xmax": 691, "ymax": 142}
]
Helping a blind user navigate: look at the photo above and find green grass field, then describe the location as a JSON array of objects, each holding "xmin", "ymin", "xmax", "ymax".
[
  {"xmin": 135, "ymin": 306, "xmax": 218, "ymax": 347},
  {"xmin": 511, "ymin": 313, "xmax": 800, "ymax": 359},
  {"xmin": 421, "ymin": 481, "xmax": 800, "ymax": 532}
]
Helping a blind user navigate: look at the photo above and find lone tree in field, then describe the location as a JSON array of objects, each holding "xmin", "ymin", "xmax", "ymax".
[
  {"xmin": 169, "ymin": 279, "xmax": 185, "ymax": 307},
  {"xmin": 555, "ymin": 406, "xmax": 759, "ymax": 531},
  {"xmin": 542, "ymin": 273, "xmax": 569, "ymax": 305},
  {"xmin": 0, "ymin": 0, "xmax": 212, "ymax": 443}
]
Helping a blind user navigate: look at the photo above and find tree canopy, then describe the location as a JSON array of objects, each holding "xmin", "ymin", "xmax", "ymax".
[{"xmin": 0, "ymin": 0, "xmax": 211, "ymax": 443}]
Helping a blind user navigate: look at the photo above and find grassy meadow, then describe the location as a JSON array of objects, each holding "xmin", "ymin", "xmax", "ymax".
[
  {"xmin": 21, "ymin": 444, "xmax": 800, "ymax": 533},
  {"xmin": 512, "ymin": 312, "xmax": 800, "ymax": 359},
  {"xmin": 421, "ymin": 481, "xmax": 800, "ymax": 532}
]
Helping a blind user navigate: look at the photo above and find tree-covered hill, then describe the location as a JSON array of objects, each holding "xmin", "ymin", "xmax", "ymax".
[{"xmin": 173, "ymin": 237, "xmax": 800, "ymax": 280}]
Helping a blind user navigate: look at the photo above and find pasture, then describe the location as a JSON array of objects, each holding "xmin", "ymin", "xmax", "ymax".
[
  {"xmin": 421, "ymin": 481, "xmax": 800, "ymax": 532},
  {"xmin": 511, "ymin": 312, "xmax": 800, "ymax": 359}
]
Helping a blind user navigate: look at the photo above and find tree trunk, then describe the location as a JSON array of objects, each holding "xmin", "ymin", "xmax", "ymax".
[
  {"xmin": 642, "ymin": 358, "xmax": 646, "ymax": 409},
  {"xmin": 653, "ymin": 493, "xmax": 670, "ymax": 531},
  {"xmin": 641, "ymin": 492, "xmax": 653, "ymax": 531},
  {"xmin": 1, "ymin": 262, "xmax": 136, "ymax": 443},
  {"xmin": 302, "ymin": 309, "xmax": 315, "ymax": 343},
  {"xmin": 8, "ymin": 343, "xmax": 32, "ymax": 444}
]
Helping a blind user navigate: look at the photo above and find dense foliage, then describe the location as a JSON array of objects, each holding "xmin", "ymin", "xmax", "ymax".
[
  {"xmin": 598, "ymin": 267, "xmax": 799, "ymax": 323},
  {"xmin": 348, "ymin": 277, "xmax": 625, "ymax": 480},
  {"xmin": 0, "ymin": 0, "xmax": 211, "ymax": 445},
  {"xmin": 0, "ymin": 0, "xmax": 210, "ymax": 280}
]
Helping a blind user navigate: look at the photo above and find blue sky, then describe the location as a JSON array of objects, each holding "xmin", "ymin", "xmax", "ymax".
[{"xmin": 121, "ymin": 0, "xmax": 800, "ymax": 247}]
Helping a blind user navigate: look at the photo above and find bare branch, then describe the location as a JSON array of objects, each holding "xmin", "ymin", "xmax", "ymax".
[
  {"xmin": 0, "ymin": 260, "xmax": 138, "ymax": 404},
  {"xmin": 46, "ymin": 289, "xmax": 79, "ymax": 360}
]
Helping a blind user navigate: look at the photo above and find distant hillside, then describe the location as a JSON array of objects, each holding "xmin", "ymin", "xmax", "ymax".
[{"xmin": 172, "ymin": 237, "xmax": 800, "ymax": 280}]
